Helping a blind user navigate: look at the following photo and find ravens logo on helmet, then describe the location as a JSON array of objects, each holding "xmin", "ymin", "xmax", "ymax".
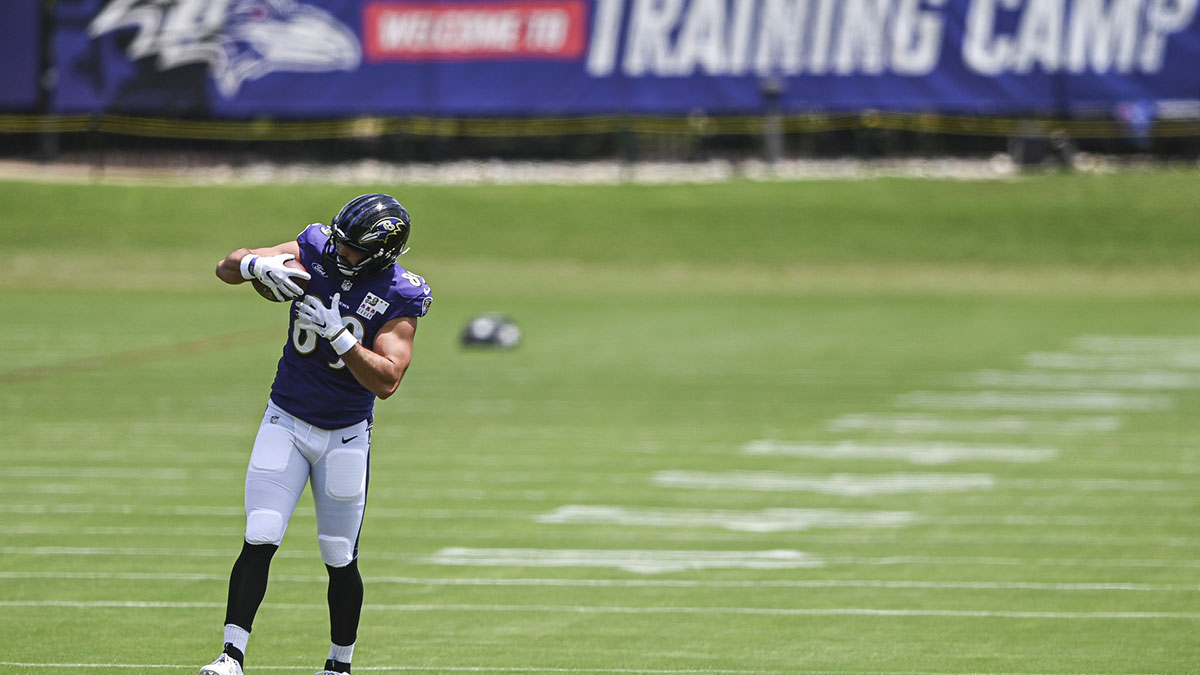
[{"xmin": 324, "ymin": 194, "xmax": 412, "ymax": 278}]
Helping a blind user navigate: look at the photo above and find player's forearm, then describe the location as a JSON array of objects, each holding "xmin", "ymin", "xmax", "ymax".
[
  {"xmin": 342, "ymin": 346, "xmax": 407, "ymax": 399},
  {"xmin": 215, "ymin": 249, "xmax": 252, "ymax": 284}
]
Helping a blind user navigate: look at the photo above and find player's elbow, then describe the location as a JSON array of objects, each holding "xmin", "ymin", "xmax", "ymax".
[
  {"xmin": 215, "ymin": 250, "xmax": 248, "ymax": 284},
  {"xmin": 373, "ymin": 368, "xmax": 401, "ymax": 400},
  {"xmin": 376, "ymin": 381, "xmax": 399, "ymax": 400}
]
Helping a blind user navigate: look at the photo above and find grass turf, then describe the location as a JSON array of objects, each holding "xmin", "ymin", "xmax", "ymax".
[{"xmin": 1, "ymin": 172, "xmax": 1199, "ymax": 674}]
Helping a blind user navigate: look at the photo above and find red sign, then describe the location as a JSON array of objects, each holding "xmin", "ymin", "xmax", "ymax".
[{"xmin": 364, "ymin": 1, "xmax": 587, "ymax": 61}]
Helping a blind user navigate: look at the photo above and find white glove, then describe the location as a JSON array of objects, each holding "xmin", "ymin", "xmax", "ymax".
[
  {"xmin": 295, "ymin": 293, "xmax": 358, "ymax": 355},
  {"xmin": 240, "ymin": 253, "xmax": 311, "ymax": 302}
]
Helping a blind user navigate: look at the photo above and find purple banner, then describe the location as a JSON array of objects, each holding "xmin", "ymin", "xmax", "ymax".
[
  {"xmin": 0, "ymin": 3, "xmax": 42, "ymax": 109},
  {"xmin": 49, "ymin": 0, "xmax": 1200, "ymax": 117}
]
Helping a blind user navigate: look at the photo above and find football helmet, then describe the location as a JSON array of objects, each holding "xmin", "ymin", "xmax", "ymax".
[
  {"xmin": 461, "ymin": 314, "xmax": 521, "ymax": 349},
  {"xmin": 323, "ymin": 193, "xmax": 411, "ymax": 278}
]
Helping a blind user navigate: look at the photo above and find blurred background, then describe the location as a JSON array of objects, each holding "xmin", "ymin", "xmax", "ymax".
[{"xmin": 2, "ymin": 0, "xmax": 1198, "ymax": 176}]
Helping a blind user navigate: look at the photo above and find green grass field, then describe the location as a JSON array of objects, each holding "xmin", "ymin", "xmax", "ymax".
[{"xmin": 2, "ymin": 172, "xmax": 1200, "ymax": 674}]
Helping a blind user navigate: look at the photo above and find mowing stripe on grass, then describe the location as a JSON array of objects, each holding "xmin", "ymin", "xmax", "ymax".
[
  {"xmin": 825, "ymin": 414, "xmax": 1122, "ymax": 434},
  {"xmin": 0, "ymin": 504, "xmax": 521, "ymax": 520},
  {"xmin": 7, "ymin": 466, "xmax": 240, "ymax": 481},
  {"xmin": 0, "ymin": 525, "xmax": 231, "ymax": 536},
  {"xmin": 1004, "ymin": 478, "xmax": 1188, "ymax": 491},
  {"xmin": 895, "ymin": 391, "xmax": 1172, "ymax": 411},
  {"xmin": 3, "ymin": 571, "xmax": 1199, "ymax": 592},
  {"xmin": 742, "ymin": 440, "xmax": 1057, "ymax": 464},
  {"xmin": 0, "ymin": 504, "xmax": 244, "ymax": 516},
  {"xmin": 1072, "ymin": 335, "xmax": 1200, "ymax": 352},
  {"xmin": 0, "ymin": 327, "xmax": 274, "ymax": 384},
  {"xmin": 3, "ymin": 600, "xmax": 1199, "ymax": 620}
]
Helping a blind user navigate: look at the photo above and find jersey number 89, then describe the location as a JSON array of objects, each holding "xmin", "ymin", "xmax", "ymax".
[{"xmin": 292, "ymin": 316, "xmax": 366, "ymax": 369}]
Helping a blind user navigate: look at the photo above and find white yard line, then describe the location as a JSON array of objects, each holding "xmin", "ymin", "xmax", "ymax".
[
  {"xmin": 1, "ymin": 600, "xmax": 1197, "ymax": 620},
  {"xmin": 423, "ymin": 547, "xmax": 1200, "ymax": 571},
  {"xmin": 2, "ymin": 571, "xmax": 1198, "ymax": 592},
  {"xmin": 537, "ymin": 504, "xmax": 1194, "ymax": 529},
  {"xmin": 895, "ymin": 391, "xmax": 1172, "ymax": 412},
  {"xmin": 784, "ymin": 532, "xmax": 1200, "ymax": 547},
  {"xmin": 0, "ymin": 662, "xmax": 792, "ymax": 672},
  {"xmin": 4, "ymin": 520, "xmax": 1195, "ymax": 542},
  {"xmin": 2, "ymin": 663, "xmax": 1156, "ymax": 675},
  {"xmin": 535, "ymin": 505, "xmax": 919, "ymax": 532},
  {"xmin": 653, "ymin": 470, "xmax": 1199, "ymax": 495},
  {"xmin": 0, "ymin": 666, "xmax": 1165, "ymax": 675},
  {"xmin": 966, "ymin": 369, "xmax": 1200, "ymax": 390},
  {"xmin": 8, "ymin": 545, "xmax": 1198, "ymax": 570},
  {"xmin": 1027, "ymin": 349, "xmax": 1200, "ymax": 370},
  {"xmin": 825, "ymin": 414, "xmax": 1122, "ymax": 434},
  {"xmin": 0, "ymin": 664, "xmax": 787, "ymax": 675},
  {"xmin": 2, "ymin": 503, "xmax": 1194, "ymax": 528},
  {"xmin": 426, "ymin": 548, "xmax": 823, "ymax": 572},
  {"xmin": 743, "ymin": 440, "xmax": 1057, "ymax": 464},
  {"xmin": 653, "ymin": 471, "xmax": 997, "ymax": 495}
]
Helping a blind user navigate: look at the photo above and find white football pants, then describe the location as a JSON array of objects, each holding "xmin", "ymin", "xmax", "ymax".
[{"xmin": 243, "ymin": 400, "xmax": 371, "ymax": 568}]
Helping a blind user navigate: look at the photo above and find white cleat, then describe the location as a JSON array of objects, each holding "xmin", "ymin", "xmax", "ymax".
[
  {"xmin": 315, "ymin": 671, "xmax": 348, "ymax": 675},
  {"xmin": 199, "ymin": 653, "xmax": 243, "ymax": 675}
]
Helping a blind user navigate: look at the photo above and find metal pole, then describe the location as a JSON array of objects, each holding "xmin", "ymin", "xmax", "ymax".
[
  {"xmin": 38, "ymin": 0, "xmax": 60, "ymax": 163},
  {"xmin": 761, "ymin": 76, "xmax": 784, "ymax": 166}
]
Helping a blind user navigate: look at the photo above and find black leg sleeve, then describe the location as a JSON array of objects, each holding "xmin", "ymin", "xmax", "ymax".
[
  {"xmin": 326, "ymin": 558, "xmax": 364, "ymax": 647},
  {"xmin": 224, "ymin": 540, "xmax": 279, "ymax": 631}
]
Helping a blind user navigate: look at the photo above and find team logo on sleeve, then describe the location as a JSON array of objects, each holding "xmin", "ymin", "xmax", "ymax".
[{"xmin": 357, "ymin": 292, "xmax": 391, "ymax": 320}]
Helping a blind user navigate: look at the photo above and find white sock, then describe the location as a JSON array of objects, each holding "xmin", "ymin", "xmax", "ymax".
[
  {"xmin": 224, "ymin": 624, "xmax": 250, "ymax": 653},
  {"xmin": 329, "ymin": 642, "xmax": 355, "ymax": 664}
]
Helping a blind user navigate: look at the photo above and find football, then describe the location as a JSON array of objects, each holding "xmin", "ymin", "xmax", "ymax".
[{"xmin": 252, "ymin": 258, "xmax": 308, "ymax": 302}]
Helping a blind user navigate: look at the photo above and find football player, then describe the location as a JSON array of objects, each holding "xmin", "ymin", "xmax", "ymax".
[{"xmin": 202, "ymin": 194, "xmax": 432, "ymax": 675}]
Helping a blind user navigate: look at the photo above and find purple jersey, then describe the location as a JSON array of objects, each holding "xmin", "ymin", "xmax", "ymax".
[{"xmin": 269, "ymin": 224, "xmax": 432, "ymax": 429}]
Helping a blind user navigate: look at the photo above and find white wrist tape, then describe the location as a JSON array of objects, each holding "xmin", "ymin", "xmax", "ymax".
[
  {"xmin": 239, "ymin": 254, "xmax": 260, "ymax": 280},
  {"xmin": 329, "ymin": 328, "xmax": 358, "ymax": 356}
]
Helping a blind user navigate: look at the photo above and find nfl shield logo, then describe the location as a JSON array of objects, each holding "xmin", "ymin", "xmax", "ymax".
[{"xmin": 342, "ymin": 281, "xmax": 353, "ymax": 291}]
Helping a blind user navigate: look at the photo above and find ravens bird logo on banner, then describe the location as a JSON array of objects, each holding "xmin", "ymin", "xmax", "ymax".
[{"xmin": 88, "ymin": 0, "xmax": 361, "ymax": 98}]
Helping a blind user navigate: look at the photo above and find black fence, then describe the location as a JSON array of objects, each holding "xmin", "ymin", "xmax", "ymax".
[{"xmin": 2, "ymin": 112, "xmax": 1198, "ymax": 170}]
